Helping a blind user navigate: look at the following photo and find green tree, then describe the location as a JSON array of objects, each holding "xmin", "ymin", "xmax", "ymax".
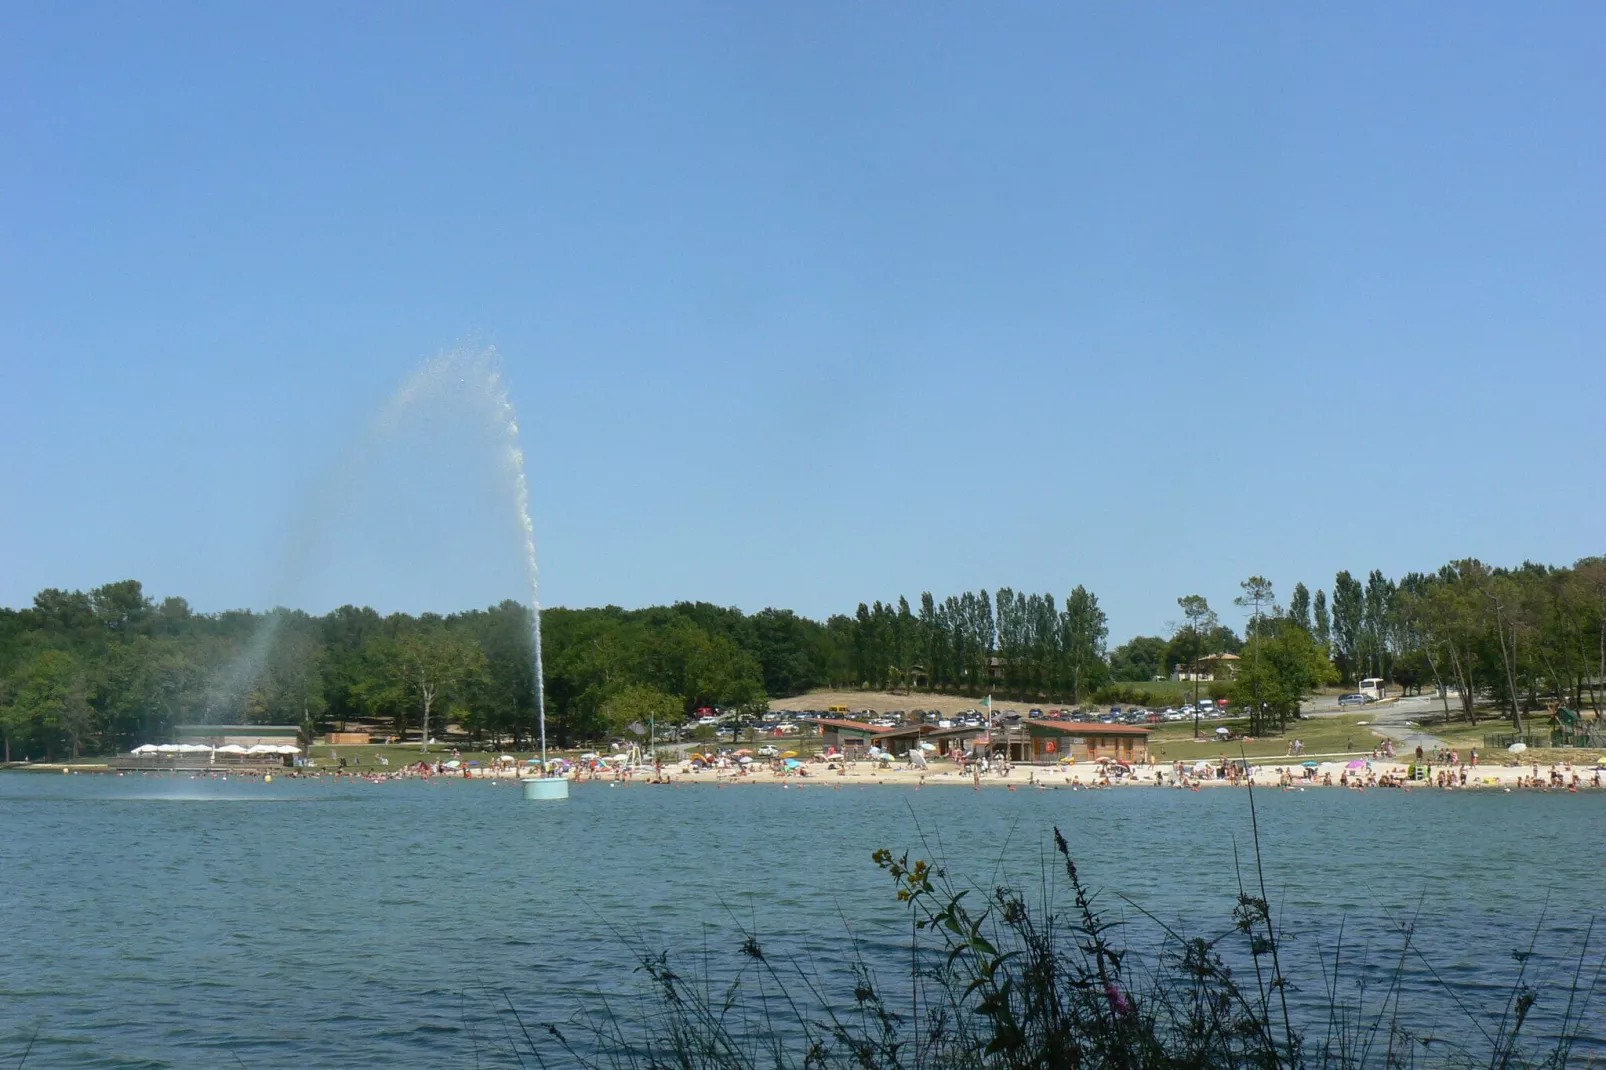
[
  {"xmin": 1109, "ymin": 636, "xmax": 1168, "ymax": 682},
  {"xmin": 1330, "ymin": 572, "xmax": 1365, "ymax": 684},
  {"xmin": 600, "ymin": 683, "xmax": 683, "ymax": 738},
  {"xmin": 1231, "ymin": 619, "xmax": 1337, "ymax": 734},
  {"xmin": 1234, "ymin": 576, "xmax": 1276, "ymax": 722},
  {"xmin": 1288, "ymin": 583, "xmax": 1311, "ymax": 631},
  {"xmin": 391, "ymin": 624, "xmax": 487, "ymax": 751},
  {"xmin": 4, "ymin": 649, "xmax": 93, "ymax": 759},
  {"xmin": 1061, "ymin": 586, "xmax": 1109, "ymax": 703},
  {"xmin": 1175, "ymin": 595, "xmax": 1217, "ymax": 734}
]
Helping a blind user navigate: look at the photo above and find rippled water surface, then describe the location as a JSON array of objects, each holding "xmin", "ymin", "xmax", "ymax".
[{"xmin": 2, "ymin": 774, "xmax": 1602, "ymax": 1067}]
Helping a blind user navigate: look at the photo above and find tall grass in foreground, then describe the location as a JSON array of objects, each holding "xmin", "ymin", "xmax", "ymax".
[{"xmin": 509, "ymin": 829, "xmax": 1602, "ymax": 1070}]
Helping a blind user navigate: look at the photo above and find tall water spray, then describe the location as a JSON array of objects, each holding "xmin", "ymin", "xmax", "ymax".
[
  {"xmin": 384, "ymin": 346, "xmax": 551, "ymax": 759},
  {"xmin": 208, "ymin": 344, "xmax": 552, "ymax": 761},
  {"xmin": 479, "ymin": 360, "xmax": 551, "ymax": 764}
]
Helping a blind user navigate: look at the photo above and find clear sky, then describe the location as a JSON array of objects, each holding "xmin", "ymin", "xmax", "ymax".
[{"xmin": 3, "ymin": 3, "xmax": 1602, "ymax": 642}]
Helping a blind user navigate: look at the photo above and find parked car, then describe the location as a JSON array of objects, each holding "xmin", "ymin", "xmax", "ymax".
[{"xmin": 1338, "ymin": 693, "xmax": 1369, "ymax": 707}]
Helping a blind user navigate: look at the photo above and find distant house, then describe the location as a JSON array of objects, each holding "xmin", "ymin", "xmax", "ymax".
[
  {"xmin": 802, "ymin": 718, "xmax": 929, "ymax": 758},
  {"xmin": 804, "ymin": 717, "xmax": 1149, "ymax": 764},
  {"xmin": 990, "ymin": 719, "xmax": 1150, "ymax": 764},
  {"xmin": 925, "ymin": 724, "xmax": 988, "ymax": 757},
  {"xmin": 1171, "ymin": 653, "xmax": 1240, "ymax": 682},
  {"xmin": 175, "ymin": 724, "xmax": 304, "ymax": 748}
]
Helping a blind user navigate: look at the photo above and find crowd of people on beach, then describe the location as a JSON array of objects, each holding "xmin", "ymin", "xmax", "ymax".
[{"xmin": 101, "ymin": 738, "xmax": 1606, "ymax": 793}]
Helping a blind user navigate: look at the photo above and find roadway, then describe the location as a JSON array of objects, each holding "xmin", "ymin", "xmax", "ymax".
[{"xmin": 1303, "ymin": 692, "xmax": 1451, "ymax": 750}]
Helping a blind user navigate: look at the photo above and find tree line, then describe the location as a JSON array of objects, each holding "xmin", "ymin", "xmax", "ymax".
[
  {"xmin": 2, "ymin": 556, "xmax": 1599, "ymax": 759},
  {"xmin": 1103, "ymin": 557, "xmax": 1605, "ymax": 735}
]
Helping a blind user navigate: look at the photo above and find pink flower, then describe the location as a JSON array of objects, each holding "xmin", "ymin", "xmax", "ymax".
[{"xmin": 1105, "ymin": 982, "xmax": 1132, "ymax": 1015}]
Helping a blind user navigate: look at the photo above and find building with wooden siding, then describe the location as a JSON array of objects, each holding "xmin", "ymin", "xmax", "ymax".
[
  {"xmin": 889, "ymin": 719, "xmax": 1150, "ymax": 764},
  {"xmin": 991, "ymin": 719, "xmax": 1149, "ymax": 763},
  {"xmin": 803, "ymin": 718, "xmax": 929, "ymax": 757},
  {"xmin": 174, "ymin": 724, "xmax": 304, "ymax": 748}
]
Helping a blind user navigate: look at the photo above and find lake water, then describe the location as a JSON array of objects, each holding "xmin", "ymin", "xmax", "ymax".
[{"xmin": 2, "ymin": 774, "xmax": 1602, "ymax": 1067}]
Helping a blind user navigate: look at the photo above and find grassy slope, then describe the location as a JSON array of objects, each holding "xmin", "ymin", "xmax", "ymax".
[{"xmin": 1145, "ymin": 713, "xmax": 1380, "ymax": 763}]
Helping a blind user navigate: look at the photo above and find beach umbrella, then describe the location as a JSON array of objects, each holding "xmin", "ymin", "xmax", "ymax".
[
  {"xmin": 737, "ymin": 755, "xmax": 752, "ymax": 763},
  {"xmin": 734, "ymin": 748, "xmax": 753, "ymax": 756},
  {"xmin": 276, "ymin": 745, "xmax": 301, "ymax": 754},
  {"xmin": 214, "ymin": 744, "xmax": 247, "ymax": 754},
  {"xmin": 1302, "ymin": 761, "xmax": 1319, "ymax": 768},
  {"xmin": 444, "ymin": 760, "xmax": 462, "ymax": 768},
  {"xmin": 783, "ymin": 758, "xmax": 802, "ymax": 769},
  {"xmin": 1215, "ymin": 726, "xmax": 1230, "ymax": 736},
  {"xmin": 132, "ymin": 744, "xmax": 160, "ymax": 754},
  {"xmin": 919, "ymin": 741, "xmax": 936, "ymax": 750},
  {"xmin": 1596, "ymin": 756, "xmax": 1606, "ymax": 766},
  {"xmin": 1507, "ymin": 742, "xmax": 1527, "ymax": 754},
  {"xmin": 781, "ymin": 751, "xmax": 798, "ymax": 758},
  {"xmin": 498, "ymin": 755, "xmax": 515, "ymax": 762},
  {"xmin": 1346, "ymin": 759, "xmax": 1367, "ymax": 769},
  {"xmin": 1058, "ymin": 755, "xmax": 1077, "ymax": 764}
]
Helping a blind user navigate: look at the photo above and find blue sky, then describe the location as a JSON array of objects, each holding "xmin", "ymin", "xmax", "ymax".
[{"xmin": 3, "ymin": 2, "xmax": 1602, "ymax": 642}]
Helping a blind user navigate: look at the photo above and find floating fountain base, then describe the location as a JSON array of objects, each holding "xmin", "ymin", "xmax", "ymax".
[{"xmin": 520, "ymin": 777, "xmax": 569, "ymax": 801}]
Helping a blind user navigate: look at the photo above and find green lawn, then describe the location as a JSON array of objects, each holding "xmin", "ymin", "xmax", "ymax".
[{"xmin": 1145, "ymin": 713, "xmax": 1380, "ymax": 764}]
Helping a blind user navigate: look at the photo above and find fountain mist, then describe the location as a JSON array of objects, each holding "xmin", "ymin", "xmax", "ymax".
[
  {"xmin": 208, "ymin": 344, "xmax": 551, "ymax": 758},
  {"xmin": 383, "ymin": 345, "xmax": 551, "ymax": 758}
]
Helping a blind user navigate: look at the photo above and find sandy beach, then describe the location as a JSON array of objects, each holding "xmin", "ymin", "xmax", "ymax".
[
  {"xmin": 579, "ymin": 756, "xmax": 1605, "ymax": 792},
  {"xmin": 19, "ymin": 754, "xmax": 1603, "ymax": 793}
]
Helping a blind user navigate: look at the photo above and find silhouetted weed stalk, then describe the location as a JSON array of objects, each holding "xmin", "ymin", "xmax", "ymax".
[{"xmin": 517, "ymin": 830, "xmax": 1602, "ymax": 1070}]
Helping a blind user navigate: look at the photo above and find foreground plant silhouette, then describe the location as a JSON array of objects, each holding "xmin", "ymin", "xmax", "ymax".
[{"xmin": 514, "ymin": 827, "xmax": 1600, "ymax": 1070}]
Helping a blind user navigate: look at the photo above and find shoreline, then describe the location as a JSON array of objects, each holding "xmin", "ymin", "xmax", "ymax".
[{"xmin": 9, "ymin": 757, "xmax": 1603, "ymax": 792}]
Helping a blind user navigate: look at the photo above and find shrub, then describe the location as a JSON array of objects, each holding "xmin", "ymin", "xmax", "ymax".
[{"xmin": 520, "ymin": 826, "xmax": 1602, "ymax": 1069}]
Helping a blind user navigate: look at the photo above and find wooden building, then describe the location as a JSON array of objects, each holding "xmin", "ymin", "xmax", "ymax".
[
  {"xmin": 991, "ymin": 719, "xmax": 1149, "ymax": 764},
  {"xmin": 803, "ymin": 718, "xmax": 929, "ymax": 758},
  {"xmin": 175, "ymin": 724, "xmax": 304, "ymax": 749}
]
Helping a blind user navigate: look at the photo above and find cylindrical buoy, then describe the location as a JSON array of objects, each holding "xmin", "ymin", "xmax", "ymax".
[{"xmin": 521, "ymin": 776, "xmax": 569, "ymax": 801}]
